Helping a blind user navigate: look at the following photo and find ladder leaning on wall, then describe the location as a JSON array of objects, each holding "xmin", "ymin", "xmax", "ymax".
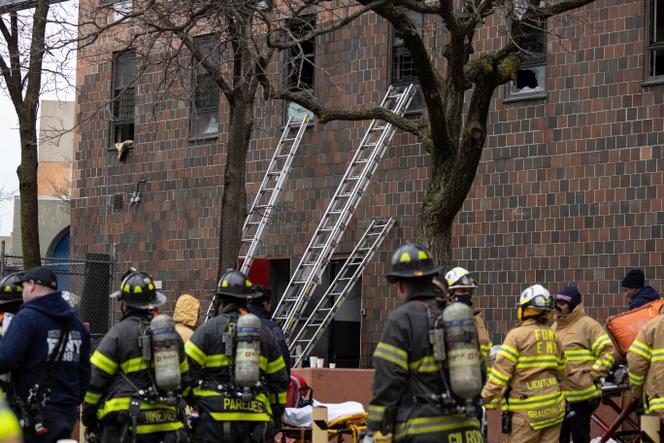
[
  {"xmin": 288, "ymin": 217, "xmax": 396, "ymax": 367},
  {"xmin": 205, "ymin": 115, "xmax": 309, "ymax": 321},
  {"xmin": 271, "ymin": 84, "xmax": 416, "ymax": 339}
]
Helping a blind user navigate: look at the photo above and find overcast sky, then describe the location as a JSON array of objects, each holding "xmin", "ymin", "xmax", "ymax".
[{"xmin": 0, "ymin": 1, "xmax": 78, "ymax": 237}]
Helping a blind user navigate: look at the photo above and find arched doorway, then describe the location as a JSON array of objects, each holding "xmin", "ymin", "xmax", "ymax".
[{"xmin": 47, "ymin": 227, "xmax": 70, "ymax": 291}]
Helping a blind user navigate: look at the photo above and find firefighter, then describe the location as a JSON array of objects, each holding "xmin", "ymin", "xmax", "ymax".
[
  {"xmin": 247, "ymin": 285, "xmax": 291, "ymax": 375},
  {"xmin": 481, "ymin": 284, "xmax": 566, "ymax": 443},
  {"xmin": 445, "ymin": 267, "xmax": 493, "ymax": 362},
  {"xmin": 0, "ymin": 273, "xmax": 23, "ymax": 335},
  {"xmin": 552, "ymin": 286, "xmax": 615, "ymax": 443},
  {"xmin": 366, "ymin": 242, "xmax": 483, "ymax": 443},
  {"xmin": 185, "ymin": 269, "xmax": 289, "ymax": 443},
  {"xmin": 0, "ymin": 390, "xmax": 21, "ymax": 443},
  {"xmin": 626, "ymin": 304, "xmax": 664, "ymax": 441},
  {"xmin": 82, "ymin": 270, "xmax": 189, "ymax": 443}
]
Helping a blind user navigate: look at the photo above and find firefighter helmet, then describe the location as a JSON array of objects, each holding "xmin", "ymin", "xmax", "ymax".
[
  {"xmin": 517, "ymin": 284, "xmax": 554, "ymax": 320},
  {"xmin": 387, "ymin": 242, "xmax": 438, "ymax": 283},
  {"xmin": 445, "ymin": 267, "xmax": 478, "ymax": 290},
  {"xmin": 216, "ymin": 269, "xmax": 253, "ymax": 300},
  {"xmin": 111, "ymin": 271, "xmax": 166, "ymax": 309},
  {"xmin": 0, "ymin": 273, "xmax": 23, "ymax": 307}
]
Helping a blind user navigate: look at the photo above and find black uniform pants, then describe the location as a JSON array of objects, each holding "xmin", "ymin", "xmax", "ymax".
[
  {"xmin": 194, "ymin": 412, "xmax": 274, "ymax": 443},
  {"xmin": 559, "ymin": 398, "xmax": 600, "ymax": 443}
]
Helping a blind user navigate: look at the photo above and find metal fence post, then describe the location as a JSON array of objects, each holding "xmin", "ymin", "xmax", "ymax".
[{"xmin": 0, "ymin": 240, "xmax": 5, "ymax": 277}]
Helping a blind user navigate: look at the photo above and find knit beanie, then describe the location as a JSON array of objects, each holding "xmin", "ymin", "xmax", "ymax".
[
  {"xmin": 555, "ymin": 286, "xmax": 582, "ymax": 311},
  {"xmin": 622, "ymin": 269, "xmax": 645, "ymax": 289}
]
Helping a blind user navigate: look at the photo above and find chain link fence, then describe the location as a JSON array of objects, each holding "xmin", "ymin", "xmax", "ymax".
[{"xmin": 0, "ymin": 249, "xmax": 116, "ymax": 344}]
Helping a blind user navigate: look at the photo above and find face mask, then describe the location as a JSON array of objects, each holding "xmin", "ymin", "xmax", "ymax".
[{"xmin": 452, "ymin": 293, "xmax": 473, "ymax": 306}]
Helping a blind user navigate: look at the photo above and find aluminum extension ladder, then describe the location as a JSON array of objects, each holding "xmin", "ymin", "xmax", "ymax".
[
  {"xmin": 271, "ymin": 84, "xmax": 415, "ymax": 338},
  {"xmin": 205, "ymin": 115, "xmax": 309, "ymax": 321},
  {"xmin": 289, "ymin": 217, "xmax": 396, "ymax": 367}
]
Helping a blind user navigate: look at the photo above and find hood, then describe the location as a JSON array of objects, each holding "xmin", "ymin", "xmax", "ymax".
[
  {"xmin": 556, "ymin": 303, "xmax": 585, "ymax": 328},
  {"xmin": 19, "ymin": 291, "xmax": 76, "ymax": 322},
  {"xmin": 247, "ymin": 304, "xmax": 269, "ymax": 319},
  {"xmin": 173, "ymin": 294, "xmax": 200, "ymax": 328},
  {"xmin": 629, "ymin": 286, "xmax": 661, "ymax": 309}
]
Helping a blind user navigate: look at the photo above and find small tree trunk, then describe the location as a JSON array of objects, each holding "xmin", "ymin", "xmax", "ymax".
[
  {"xmin": 217, "ymin": 96, "xmax": 253, "ymax": 277},
  {"xmin": 17, "ymin": 120, "xmax": 41, "ymax": 269}
]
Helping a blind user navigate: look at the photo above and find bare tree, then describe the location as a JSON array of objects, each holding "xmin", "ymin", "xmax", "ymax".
[
  {"xmin": 0, "ymin": 1, "xmax": 77, "ymax": 268},
  {"xmin": 266, "ymin": 0, "xmax": 596, "ymax": 268},
  {"xmin": 77, "ymin": 0, "xmax": 305, "ymax": 276}
]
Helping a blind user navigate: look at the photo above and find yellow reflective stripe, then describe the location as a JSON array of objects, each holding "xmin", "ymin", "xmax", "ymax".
[
  {"xmin": 90, "ymin": 351, "xmax": 118, "ymax": 375},
  {"xmin": 179, "ymin": 358, "xmax": 189, "ymax": 373},
  {"xmin": 629, "ymin": 340, "xmax": 652, "ymax": 361},
  {"xmin": 206, "ymin": 354, "xmax": 231, "ymax": 367},
  {"xmin": 185, "ymin": 341, "xmax": 207, "ymax": 366},
  {"xmin": 210, "ymin": 412, "xmax": 270, "ymax": 421},
  {"xmin": 628, "ymin": 371, "xmax": 645, "ymax": 386},
  {"xmin": 182, "ymin": 386, "xmax": 191, "ymax": 397},
  {"xmin": 97, "ymin": 397, "xmax": 178, "ymax": 419},
  {"xmin": 409, "ymin": 356, "xmax": 440, "ymax": 373},
  {"xmin": 488, "ymin": 367, "xmax": 509, "ymax": 386},
  {"xmin": 497, "ymin": 349, "xmax": 518, "ymax": 363},
  {"xmin": 651, "ymin": 350, "xmax": 664, "ymax": 362},
  {"xmin": 563, "ymin": 384, "xmax": 601, "ymax": 402},
  {"xmin": 265, "ymin": 356, "xmax": 286, "ymax": 374},
  {"xmin": 646, "ymin": 397, "xmax": 664, "ymax": 413},
  {"xmin": 374, "ymin": 342, "xmax": 408, "ymax": 370},
  {"xmin": 394, "ymin": 415, "xmax": 480, "ymax": 438},
  {"xmin": 516, "ymin": 355, "xmax": 563, "ymax": 368},
  {"xmin": 564, "ymin": 349, "xmax": 594, "ymax": 361},
  {"xmin": 135, "ymin": 422, "xmax": 183, "ymax": 434},
  {"xmin": 120, "ymin": 357, "xmax": 149, "ymax": 373},
  {"xmin": 192, "ymin": 387, "xmax": 222, "ymax": 397},
  {"xmin": 500, "ymin": 344, "xmax": 519, "ymax": 360},
  {"xmin": 592, "ymin": 353, "xmax": 615, "ymax": 370},
  {"xmin": 84, "ymin": 391, "xmax": 102, "ymax": 405},
  {"xmin": 506, "ymin": 391, "xmax": 563, "ymax": 409},
  {"xmin": 591, "ymin": 335, "xmax": 611, "ymax": 356},
  {"xmin": 277, "ymin": 391, "xmax": 287, "ymax": 405},
  {"xmin": 530, "ymin": 410, "xmax": 565, "ymax": 430},
  {"xmin": 368, "ymin": 404, "xmax": 385, "ymax": 423},
  {"xmin": 484, "ymin": 398, "xmax": 499, "ymax": 409}
]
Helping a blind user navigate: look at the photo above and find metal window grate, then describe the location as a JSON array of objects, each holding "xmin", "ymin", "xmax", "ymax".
[
  {"xmin": 113, "ymin": 89, "xmax": 135, "ymax": 121},
  {"xmin": 112, "ymin": 193, "xmax": 124, "ymax": 211}
]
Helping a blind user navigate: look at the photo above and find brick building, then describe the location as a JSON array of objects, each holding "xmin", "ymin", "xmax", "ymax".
[{"xmin": 72, "ymin": 0, "xmax": 664, "ymax": 366}]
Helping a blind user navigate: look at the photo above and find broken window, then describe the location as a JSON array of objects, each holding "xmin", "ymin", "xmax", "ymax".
[
  {"xmin": 508, "ymin": 19, "xmax": 547, "ymax": 96},
  {"xmin": 390, "ymin": 9, "xmax": 423, "ymax": 112},
  {"xmin": 649, "ymin": 0, "xmax": 664, "ymax": 79},
  {"xmin": 190, "ymin": 34, "xmax": 220, "ymax": 139},
  {"xmin": 285, "ymin": 15, "xmax": 315, "ymax": 122},
  {"xmin": 110, "ymin": 50, "xmax": 136, "ymax": 147}
]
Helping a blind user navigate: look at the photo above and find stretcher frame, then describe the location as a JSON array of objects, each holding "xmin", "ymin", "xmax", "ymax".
[{"xmin": 591, "ymin": 383, "xmax": 641, "ymax": 443}]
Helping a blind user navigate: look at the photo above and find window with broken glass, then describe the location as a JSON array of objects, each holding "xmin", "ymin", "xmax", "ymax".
[
  {"xmin": 285, "ymin": 15, "xmax": 315, "ymax": 122},
  {"xmin": 110, "ymin": 50, "xmax": 136, "ymax": 147},
  {"xmin": 390, "ymin": 9, "xmax": 423, "ymax": 112},
  {"xmin": 508, "ymin": 18, "xmax": 547, "ymax": 97},
  {"xmin": 190, "ymin": 34, "xmax": 220, "ymax": 139},
  {"xmin": 648, "ymin": 0, "xmax": 664, "ymax": 80}
]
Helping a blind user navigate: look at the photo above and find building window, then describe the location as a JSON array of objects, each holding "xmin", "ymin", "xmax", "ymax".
[
  {"xmin": 508, "ymin": 19, "xmax": 546, "ymax": 96},
  {"xmin": 102, "ymin": 0, "xmax": 132, "ymax": 21},
  {"xmin": 285, "ymin": 15, "xmax": 315, "ymax": 122},
  {"xmin": 190, "ymin": 34, "xmax": 220, "ymax": 139},
  {"xmin": 390, "ymin": 9, "xmax": 423, "ymax": 112},
  {"xmin": 110, "ymin": 50, "xmax": 136, "ymax": 147},
  {"xmin": 648, "ymin": 0, "xmax": 664, "ymax": 79}
]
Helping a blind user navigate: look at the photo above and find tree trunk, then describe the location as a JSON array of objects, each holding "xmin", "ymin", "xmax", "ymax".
[
  {"xmin": 217, "ymin": 95, "xmax": 254, "ymax": 277},
  {"xmin": 17, "ymin": 119, "xmax": 41, "ymax": 269}
]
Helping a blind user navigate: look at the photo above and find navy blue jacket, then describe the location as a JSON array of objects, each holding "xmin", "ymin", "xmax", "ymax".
[
  {"xmin": 0, "ymin": 292, "xmax": 91, "ymax": 417},
  {"xmin": 247, "ymin": 305, "xmax": 291, "ymax": 374},
  {"xmin": 629, "ymin": 286, "xmax": 661, "ymax": 310}
]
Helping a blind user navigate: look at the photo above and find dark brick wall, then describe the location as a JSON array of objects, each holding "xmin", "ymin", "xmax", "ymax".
[{"xmin": 72, "ymin": 0, "xmax": 664, "ymax": 365}]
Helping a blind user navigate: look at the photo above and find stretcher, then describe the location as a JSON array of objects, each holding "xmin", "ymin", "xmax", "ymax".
[
  {"xmin": 280, "ymin": 401, "xmax": 367, "ymax": 443},
  {"xmin": 591, "ymin": 367, "xmax": 641, "ymax": 443}
]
